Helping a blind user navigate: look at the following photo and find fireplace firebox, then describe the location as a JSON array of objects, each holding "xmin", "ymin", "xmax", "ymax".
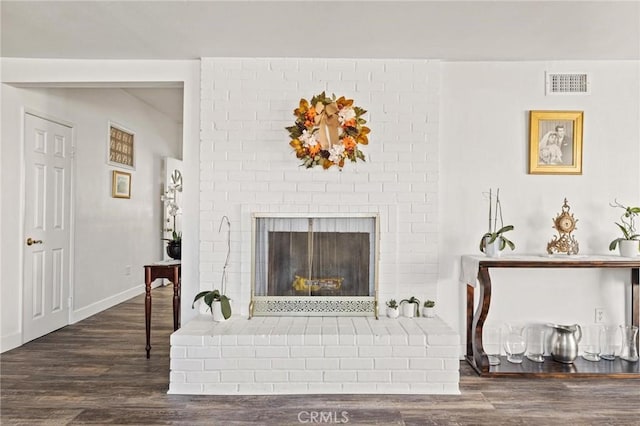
[{"xmin": 250, "ymin": 213, "xmax": 379, "ymax": 317}]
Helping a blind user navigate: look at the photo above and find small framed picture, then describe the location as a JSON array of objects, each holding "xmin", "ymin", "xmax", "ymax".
[
  {"xmin": 529, "ymin": 110, "xmax": 584, "ymax": 175},
  {"xmin": 108, "ymin": 121, "xmax": 135, "ymax": 170},
  {"xmin": 112, "ymin": 170, "xmax": 131, "ymax": 199}
]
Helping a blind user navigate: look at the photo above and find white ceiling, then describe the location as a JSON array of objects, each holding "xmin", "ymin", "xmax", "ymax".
[
  {"xmin": 2, "ymin": 1, "xmax": 639, "ymax": 61},
  {"xmin": 2, "ymin": 1, "xmax": 638, "ymax": 124}
]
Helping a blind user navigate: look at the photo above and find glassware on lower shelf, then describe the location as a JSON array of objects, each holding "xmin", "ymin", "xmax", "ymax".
[
  {"xmin": 483, "ymin": 327, "xmax": 502, "ymax": 366},
  {"xmin": 504, "ymin": 324, "xmax": 527, "ymax": 364},
  {"xmin": 581, "ymin": 324, "xmax": 602, "ymax": 362},
  {"xmin": 619, "ymin": 325, "xmax": 639, "ymax": 362},
  {"xmin": 525, "ymin": 325, "xmax": 546, "ymax": 363}
]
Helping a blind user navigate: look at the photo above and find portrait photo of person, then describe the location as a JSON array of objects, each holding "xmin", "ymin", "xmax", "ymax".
[{"xmin": 537, "ymin": 120, "xmax": 574, "ymax": 166}]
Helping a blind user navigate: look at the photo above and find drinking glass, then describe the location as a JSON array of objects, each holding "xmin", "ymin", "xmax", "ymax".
[
  {"xmin": 483, "ymin": 327, "xmax": 502, "ymax": 366},
  {"xmin": 526, "ymin": 326, "xmax": 545, "ymax": 363},
  {"xmin": 581, "ymin": 324, "xmax": 602, "ymax": 362},
  {"xmin": 600, "ymin": 325, "xmax": 619, "ymax": 361},
  {"xmin": 504, "ymin": 327, "xmax": 527, "ymax": 364}
]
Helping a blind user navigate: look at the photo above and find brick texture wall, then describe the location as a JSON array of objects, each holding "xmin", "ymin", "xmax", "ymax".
[{"xmin": 199, "ymin": 58, "xmax": 440, "ymax": 315}]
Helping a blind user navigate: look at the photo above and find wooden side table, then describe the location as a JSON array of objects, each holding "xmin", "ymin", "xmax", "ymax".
[
  {"xmin": 144, "ymin": 262, "xmax": 181, "ymax": 358},
  {"xmin": 462, "ymin": 255, "xmax": 639, "ymax": 378}
]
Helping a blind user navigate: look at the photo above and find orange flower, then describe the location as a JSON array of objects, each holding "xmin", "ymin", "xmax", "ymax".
[
  {"xmin": 342, "ymin": 136, "xmax": 356, "ymax": 151},
  {"xmin": 342, "ymin": 119, "xmax": 356, "ymax": 128},
  {"xmin": 308, "ymin": 144, "xmax": 321, "ymax": 156}
]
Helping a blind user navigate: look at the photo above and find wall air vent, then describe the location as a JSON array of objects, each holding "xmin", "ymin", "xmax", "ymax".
[{"xmin": 545, "ymin": 72, "xmax": 590, "ymax": 95}]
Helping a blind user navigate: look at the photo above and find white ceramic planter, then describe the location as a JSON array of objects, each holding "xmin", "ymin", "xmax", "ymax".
[
  {"xmin": 484, "ymin": 236, "xmax": 503, "ymax": 257},
  {"xmin": 619, "ymin": 240, "xmax": 639, "ymax": 257},
  {"xmin": 401, "ymin": 303, "xmax": 415, "ymax": 318},
  {"xmin": 423, "ymin": 307, "xmax": 435, "ymax": 318},
  {"xmin": 211, "ymin": 300, "xmax": 228, "ymax": 322},
  {"xmin": 386, "ymin": 307, "xmax": 399, "ymax": 319}
]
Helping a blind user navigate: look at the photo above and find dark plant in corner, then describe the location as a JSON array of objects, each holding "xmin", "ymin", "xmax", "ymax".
[
  {"xmin": 400, "ymin": 296, "xmax": 421, "ymax": 317},
  {"xmin": 608, "ymin": 200, "xmax": 640, "ymax": 251},
  {"xmin": 423, "ymin": 300, "xmax": 435, "ymax": 308},
  {"xmin": 386, "ymin": 299, "xmax": 398, "ymax": 309},
  {"xmin": 479, "ymin": 188, "xmax": 515, "ymax": 253}
]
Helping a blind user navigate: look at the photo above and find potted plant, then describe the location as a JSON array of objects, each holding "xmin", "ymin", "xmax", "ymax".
[
  {"xmin": 479, "ymin": 188, "xmax": 515, "ymax": 257},
  {"xmin": 608, "ymin": 200, "xmax": 640, "ymax": 257},
  {"xmin": 385, "ymin": 299, "xmax": 399, "ymax": 319},
  {"xmin": 192, "ymin": 289, "xmax": 231, "ymax": 321},
  {"xmin": 399, "ymin": 296, "xmax": 420, "ymax": 318},
  {"xmin": 423, "ymin": 300, "xmax": 435, "ymax": 318},
  {"xmin": 163, "ymin": 231, "xmax": 182, "ymax": 260},
  {"xmin": 161, "ymin": 169, "xmax": 182, "ymax": 260}
]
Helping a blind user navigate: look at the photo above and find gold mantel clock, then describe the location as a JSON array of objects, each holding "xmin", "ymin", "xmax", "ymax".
[{"xmin": 547, "ymin": 198, "xmax": 579, "ymax": 255}]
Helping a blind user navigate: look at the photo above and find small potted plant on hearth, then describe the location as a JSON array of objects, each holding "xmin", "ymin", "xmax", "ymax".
[
  {"xmin": 399, "ymin": 296, "xmax": 420, "ymax": 318},
  {"xmin": 609, "ymin": 200, "xmax": 640, "ymax": 257},
  {"xmin": 192, "ymin": 289, "xmax": 231, "ymax": 322},
  {"xmin": 385, "ymin": 299, "xmax": 399, "ymax": 319},
  {"xmin": 479, "ymin": 188, "xmax": 515, "ymax": 257},
  {"xmin": 422, "ymin": 300, "xmax": 435, "ymax": 318}
]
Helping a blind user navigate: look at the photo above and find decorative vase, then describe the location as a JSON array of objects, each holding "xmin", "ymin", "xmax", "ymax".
[
  {"xmin": 166, "ymin": 241, "xmax": 181, "ymax": 260},
  {"xmin": 619, "ymin": 240, "xmax": 639, "ymax": 258},
  {"xmin": 484, "ymin": 236, "xmax": 503, "ymax": 258},
  {"xmin": 386, "ymin": 307, "xmax": 399, "ymax": 319},
  {"xmin": 619, "ymin": 325, "xmax": 639, "ymax": 362},
  {"xmin": 211, "ymin": 300, "xmax": 227, "ymax": 322}
]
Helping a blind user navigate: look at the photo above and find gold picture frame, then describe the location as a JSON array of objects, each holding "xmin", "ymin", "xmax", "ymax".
[
  {"xmin": 112, "ymin": 170, "xmax": 131, "ymax": 199},
  {"xmin": 529, "ymin": 110, "xmax": 583, "ymax": 175},
  {"xmin": 108, "ymin": 121, "xmax": 135, "ymax": 170}
]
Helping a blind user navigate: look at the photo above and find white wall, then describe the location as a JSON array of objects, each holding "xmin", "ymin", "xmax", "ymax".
[
  {"xmin": 439, "ymin": 61, "xmax": 640, "ymax": 349},
  {"xmin": 1, "ymin": 84, "xmax": 182, "ymax": 350},
  {"xmin": 198, "ymin": 58, "xmax": 441, "ymax": 316}
]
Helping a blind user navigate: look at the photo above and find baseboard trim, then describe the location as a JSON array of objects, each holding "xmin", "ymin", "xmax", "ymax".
[
  {"xmin": 1, "ymin": 331, "xmax": 23, "ymax": 353},
  {"xmin": 70, "ymin": 282, "xmax": 161, "ymax": 324}
]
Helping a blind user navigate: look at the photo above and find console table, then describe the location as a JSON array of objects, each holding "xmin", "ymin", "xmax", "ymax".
[
  {"xmin": 144, "ymin": 261, "xmax": 181, "ymax": 358},
  {"xmin": 461, "ymin": 255, "xmax": 639, "ymax": 378}
]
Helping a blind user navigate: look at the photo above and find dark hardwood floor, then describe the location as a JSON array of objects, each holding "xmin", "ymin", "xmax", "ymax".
[{"xmin": 2, "ymin": 285, "xmax": 639, "ymax": 425}]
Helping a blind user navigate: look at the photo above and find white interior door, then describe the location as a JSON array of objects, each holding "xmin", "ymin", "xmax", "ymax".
[{"xmin": 22, "ymin": 113, "xmax": 73, "ymax": 343}]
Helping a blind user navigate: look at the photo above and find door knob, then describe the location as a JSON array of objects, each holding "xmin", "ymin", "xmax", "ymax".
[{"xmin": 26, "ymin": 238, "xmax": 43, "ymax": 246}]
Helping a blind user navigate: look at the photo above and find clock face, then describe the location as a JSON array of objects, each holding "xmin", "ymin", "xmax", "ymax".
[{"xmin": 557, "ymin": 215, "xmax": 575, "ymax": 232}]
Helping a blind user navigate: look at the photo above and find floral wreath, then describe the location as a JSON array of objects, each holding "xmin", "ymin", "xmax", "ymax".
[{"xmin": 286, "ymin": 92, "xmax": 370, "ymax": 169}]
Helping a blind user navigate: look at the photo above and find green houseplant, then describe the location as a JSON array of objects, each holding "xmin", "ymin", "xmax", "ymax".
[
  {"xmin": 162, "ymin": 231, "xmax": 182, "ymax": 260},
  {"xmin": 385, "ymin": 299, "xmax": 399, "ymax": 318},
  {"xmin": 399, "ymin": 296, "xmax": 420, "ymax": 318},
  {"xmin": 192, "ymin": 289, "xmax": 231, "ymax": 321},
  {"xmin": 608, "ymin": 200, "xmax": 640, "ymax": 257},
  {"xmin": 423, "ymin": 300, "xmax": 435, "ymax": 318},
  {"xmin": 479, "ymin": 188, "xmax": 514, "ymax": 257}
]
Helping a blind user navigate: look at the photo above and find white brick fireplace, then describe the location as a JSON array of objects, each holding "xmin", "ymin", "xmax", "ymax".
[{"xmin": 170, "ymin": 57, "xmax": 455, "ymax": 395}]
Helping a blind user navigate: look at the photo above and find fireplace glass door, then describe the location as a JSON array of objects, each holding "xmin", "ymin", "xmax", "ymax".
[{"xmin": 252, "ymin": 215, "xmax": 378, "ymax": 316}]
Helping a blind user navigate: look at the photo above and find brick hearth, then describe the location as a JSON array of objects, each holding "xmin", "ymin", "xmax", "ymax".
[{"xmin": 168, "ymin": 316, "xmax": 459, "ymax": 395}]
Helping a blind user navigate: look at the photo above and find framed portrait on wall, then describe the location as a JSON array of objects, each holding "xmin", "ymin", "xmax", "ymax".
[
  {"xmin": 112, "ymin": 170, "xmax": 131, "ymax": 199},
  {"xmin": 108, "ymin": 121, "xmax": 135, "ymax": 169},
  {"xmin": 528, "ymin": 110, "xmax": 583, "ymax": 175}
]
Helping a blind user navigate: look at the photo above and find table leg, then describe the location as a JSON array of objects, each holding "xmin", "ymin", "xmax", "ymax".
[
  {"xmin": 632, "ymin": 268, "xmax": 639, "ymax": 351},
  {"xmin": 472, "ymin": 266, "xmax": 492, "ymax": 373},
  {"xmin": 144, "ymin": 269, "xmax": 152, "ymax": 359},
  {"xmin": 466, "ymin": 284, "xmax": 474, "ymax": 359},
  {"xmin": 172, "ymin": 268, "xmax": 181, "ymax": 331}
]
